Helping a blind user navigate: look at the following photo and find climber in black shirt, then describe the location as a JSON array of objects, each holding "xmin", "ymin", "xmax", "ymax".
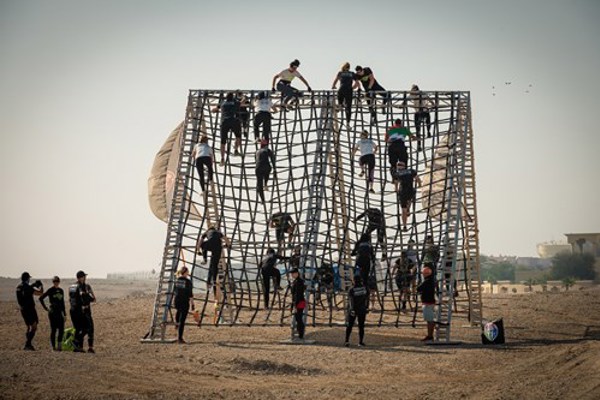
[
  {"xmin": 259, "ymin": 248, "xmax": 288, "ymax": 309},
  {"xmin": 332, "ymin": 62, "xmax": 358, "ymax": 123},
  {"xmin": 198, "ymin": 226, "xmax": 231, "ymax": 288},
  {"xmin": 355, "ymin": 65, "xmax": 389, "ymax": 120},
  {"xmin": 255, "ymin": 139, "xmax": 276, "ymax": 204}
]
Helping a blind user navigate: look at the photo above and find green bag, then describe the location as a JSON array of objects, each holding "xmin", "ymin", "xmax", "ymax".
[{"xmin": 62, "ymin": 327, "xmax": 76, "ymax": 351}]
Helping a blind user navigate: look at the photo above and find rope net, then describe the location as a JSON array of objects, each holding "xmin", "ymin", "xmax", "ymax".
[{"xmin": 148, "ymin": 89, "xmax": 481, "ymax": 337}]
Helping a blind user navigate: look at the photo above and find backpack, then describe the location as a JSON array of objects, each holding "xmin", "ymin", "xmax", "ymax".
[{"xmin": 62, "ymin": 327, "xmax": 76, "ymax": 351}]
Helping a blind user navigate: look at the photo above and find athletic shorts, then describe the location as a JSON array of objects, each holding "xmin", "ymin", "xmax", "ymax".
[
  {"xmin": 220, "ymin": 118, "xmax": 241, "ymax": 144},
  {"xmin": 21, "ymin": 307, "xmax": 38, "ymax": 326},
  {"xmin": 399, "ymin": 189, "xmax": 416, "ymax": 208},
  {"xmin": 423, "ymin": 304, "xmax": 435, "ymax": 322}
]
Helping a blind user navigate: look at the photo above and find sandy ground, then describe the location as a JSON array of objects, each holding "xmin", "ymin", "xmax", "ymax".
[{"xmin": 0, "ymin": 278, "xmax": 599, "ymax": 400}]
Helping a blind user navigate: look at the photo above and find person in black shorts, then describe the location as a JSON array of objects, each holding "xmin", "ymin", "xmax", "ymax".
[
  {"xmin": 16, "ymin": 272, "xmax": 43, "ymax": 350},
  {"xmin": 259, "ymin": 248, "xmax": 288, "ymax": 309},
  {"xmin": 290, "ymin": 268, "xmax": 306, "ymax": 340},
  {"xmin": 269, "ymin": 212, "xmax": 296, "ymax": 250},
  {"xmin": 39, "ymin": 276, "xmax": 66, "ymax": 351},
  {"xmin": 173, "ymin": 266, "xmax": 194, "ymax": 344},
  {"xmin": 69, "ymin": 270, "xmax": 96, "ymax": 353},
  {"xmin": 212, "ymin": 92, "xmax": 243, "ymax": 164},
  {"xmin": 391, "ymin": 161, "xmax": 421, "ymax": 231},
  {"xmin": 355, "ymin": 65, "xmax": 389, "ymax": 120},
  {"xmin": 255, "ymin": 139, "xmax": 276, "ymax": 204},
  {"xmin": 345, "ymin": 275, "xmax": 369, "ymax": 347},
  {"xmin": 331, "ymin": 62, "xmax": 358, "ymax": 123},
  {"xmin": 355, "ymin": 208, "xmax": 386, "ymax": 257},
  {"xmin": 198, "ymin": 226, "xmax": 231, "ymax": 289}
]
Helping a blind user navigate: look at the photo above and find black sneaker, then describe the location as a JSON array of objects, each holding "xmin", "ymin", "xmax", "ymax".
[
  {"xmin": 88, "ymin": 348, "xmax": 95, "ymax": 354},
  {"xmin": 24, "ymin": 344, "xmax": 35, "ymax": 351},
  {"xmin": 358, "ymin": 342, "xmax": 366, "ymax": 347},
  {"xmin": 344, "ymin": 342, "xmax": 350, "ymax": 347},
  {"xmin": 74, "ymin": 347, "xmax": 86, "ymax": 353}
]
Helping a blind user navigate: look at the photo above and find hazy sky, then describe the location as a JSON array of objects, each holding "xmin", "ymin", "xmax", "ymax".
[{"xmin": 1, "ymin": 0, "xmax": 599, "ymax": 279}]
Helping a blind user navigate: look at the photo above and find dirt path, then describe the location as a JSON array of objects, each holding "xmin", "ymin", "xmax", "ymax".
[{"xmin": 1, "ymin": 282, "xmax": 599, "ymax": 399}]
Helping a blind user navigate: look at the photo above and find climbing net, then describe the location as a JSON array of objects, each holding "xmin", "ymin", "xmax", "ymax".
[{"xmin": 150, "ymin": 89, "xmax": 481, "ymax": 337}]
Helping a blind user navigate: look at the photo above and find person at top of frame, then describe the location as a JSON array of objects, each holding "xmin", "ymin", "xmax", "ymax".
[
  {"xmin": 390, "ymin": 160, "xmax": 422, "ymax": 232},
  {"xmin": 198, "ymin": 226, "xmax": 231, "ymax": 289},
  {"xmin": 331, "ymin": 62, "xmax": 358, "ymax": 124},
  {"xmin": 385, "ymin": 118, "xmax": 413, "ymax": 168},
  {"xmin": 352, "ymin": 130, "xmax": 378, "ymax": 194},
  {"xmin": 211, "ymin": 92, "xmax": 244, "ymax": 165},
  {"xmin": 269, "ymin": 212, "xmax": 296, "ymax": 250},
  {"xmin": 191, "ymin": 135, "xmax": 215, "ymax": 193},
  {"xmin": 253, "ymin": 91, "xmax": 279, "ymax": 143},
  {"xmin": 255, "ymin": 139, "xmax": 276, "ymax": 205},
  {"xmin": 408, "ymin": 84, "xmax": 434, "ymax": 139},
  {"xmin": 355, "ymin": 65, "xmax": 389, "ymax": 120},
  {"xmin": 272, "ymin": 59, "xmax": 312, "ymax": 108},
  {"xmin": 235, "ymin": 90, "xmax": 250, "ymax": 137}
]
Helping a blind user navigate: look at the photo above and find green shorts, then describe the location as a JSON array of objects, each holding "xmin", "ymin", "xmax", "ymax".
[{"xmin": 423, "ymin": 304, "xmax": 435, "ymax": 322}]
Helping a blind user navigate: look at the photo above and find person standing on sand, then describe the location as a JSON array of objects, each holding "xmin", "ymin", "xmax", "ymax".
[
  {"xmin": 290, "ymin": 268, "xmax": 306, "ymax": 340},
  {"xmin": 16, "ymin": 272, "xmax": 43, "ymax": 350},
  {"xmin": 345, "ymin": 275, "xmax": 369, "ymax": 347},
  {"xmin": 416, "ymin": 266, "xmax": 436, "ymax": 342},
  {"xmin": 174, "ymin": 266, "xmax": 194, "ymax": 344},
  {"xmin": 69, "ymin": 270, "xmax": 96, "ymax": 353},
  {"xmin": 39, "ymin": 276, "xmax": 66, "ymax": 351}
]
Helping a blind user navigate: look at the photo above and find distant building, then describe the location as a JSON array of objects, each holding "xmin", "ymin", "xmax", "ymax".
[
  {"xmin": 536, "ymin": 241, "xmax": 572, "ymax": 259},
  {"xmin": 564, "ymin": 233, "xmax": 600, "ymax": 281}
]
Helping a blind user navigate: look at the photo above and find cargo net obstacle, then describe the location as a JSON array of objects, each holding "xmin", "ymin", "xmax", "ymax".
[{"xmin": 144, "ymin": 90, "xmax": 483, "ymax": 343}]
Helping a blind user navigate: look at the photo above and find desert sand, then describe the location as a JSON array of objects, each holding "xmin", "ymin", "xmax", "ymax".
[{"xmin": 0, "ymin": 278, "xmax": 599, "ymax": 399}]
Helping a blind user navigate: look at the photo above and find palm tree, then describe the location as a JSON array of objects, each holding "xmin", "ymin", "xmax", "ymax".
[{"xmin": 562, "ymin": 277, "xmax": 576, "ymax": 291}]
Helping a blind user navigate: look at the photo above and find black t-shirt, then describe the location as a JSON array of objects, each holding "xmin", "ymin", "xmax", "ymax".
[
  {"xmin": 69, "ymin": 283, "xmax": 95, "ymax": 311},
  {"xmin": 256, "ymin": 148, "xmax": 274, "ymax": 170},
  {"xmin": 39, "ymin": 287, "xmax": 66, "ymax": 314},
  {"xmin": 337, "ymin": 71, "xmax": 356, "ymax": 90},
  {"xmin": 221, "ymin": 99, "xmax": 240, "ymax": 121},
  {"xmin": 393, "ymin": 168, "xmax": 417, "ymax": 193},
  {"xmin": 349, "ymin": 285, "xmax": 368, "ymax": 313},
  {"xmin": 291, "ymin": 277, "xmax": 305, "ymax": 306},
  {"xmin": 16, "ymin": 282, "xmax": 35, "ymax": 309},
  {"xmin": 357, "ymin": 208, "xmax": 383, "ymax": 227},
  {"xmin": 271, "ymin": 213, "xmax": 293, "ymax": 229},
  {"xmin": 174, "ymin": 277, "xmax": 193, "ymax": 309},
  {"xmin": 260, "ymin": 253, "xmax": 287, "ymax": 271},
  {"xmin": 203, "ymin": 228, "xmax": 223, "ymax": 247},
  {"xmin": 417, "ymin": 276, "xmax": 436, "ymax": 304}
]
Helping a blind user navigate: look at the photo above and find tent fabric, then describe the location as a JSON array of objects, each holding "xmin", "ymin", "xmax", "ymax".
[{"xmin": 148, "ymin": 122, "xmax": 201, "ymax": 222}]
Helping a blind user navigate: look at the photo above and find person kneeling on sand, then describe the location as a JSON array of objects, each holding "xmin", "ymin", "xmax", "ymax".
[{"xmin": 416, "ymin": 266, "xmax": 436, "ymax": 342}]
